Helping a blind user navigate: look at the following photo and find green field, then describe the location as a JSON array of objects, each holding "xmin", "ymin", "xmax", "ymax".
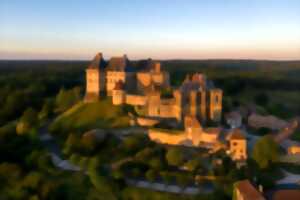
[{"xmin": 50, "ymin": 98, "xmax": 130, "ymax": 133}]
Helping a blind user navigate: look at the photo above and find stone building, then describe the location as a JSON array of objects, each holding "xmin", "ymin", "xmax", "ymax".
[
  {"xmin": 85, "ymin": 52, "xmax": 223, "ymax": 123},
  {"xmin": 84, "ymin": 53, "xmax": 106, "ymax": 102},
  {"xmin": 227, "ymin": 129, "xmax": 247, "ymax": 161}
]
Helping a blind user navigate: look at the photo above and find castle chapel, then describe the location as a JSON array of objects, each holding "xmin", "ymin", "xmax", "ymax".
[{"xmin": 85, "ymin": 53, "xmax": 223, "ymax": 123}]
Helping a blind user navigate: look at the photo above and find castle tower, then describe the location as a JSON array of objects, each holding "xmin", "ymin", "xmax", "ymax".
[
  {"xmin": 173, "ymin": 89, "xmax": 182, "ymax": 121},
  {"xmin": 154, "ymin": 62, "xmax": 161, "ymax": 73},
  {"xmin": 84, "ymin": 53, "xmax": 106, "ymax": 102},
  {"xmin": 147, "ymin": 91, "xmax": 161, "ymax": 117},
  {"xmin": 209, "ymin": 89, "xmax": 223, "ymax": 122},
  {"xmin": 189, "ymin": 90, "xmax": 197, "ymax": 117},
  {"xmin": 199, "ymin": 90, "xmax": 207, "ymax": 123},
  {"xmin": 112, "ymin": 81, "xmax": 126, "ymax": 105},
  {"xmin": 228, "ymin": 129, "xmax": 247, "ymax": 161}
]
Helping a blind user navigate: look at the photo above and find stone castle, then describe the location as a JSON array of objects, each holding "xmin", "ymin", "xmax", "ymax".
[
  {"xmin": 85, "ymin": 52, "xmax": 223, "ymax": 123},
  {"xmin": 84, "ymin": 53, "xmax": 248, "ymax": 162}
]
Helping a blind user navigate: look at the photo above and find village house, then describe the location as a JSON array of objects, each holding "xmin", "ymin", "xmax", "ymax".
[{"xmin": 226, "ymin": 128, "xmax": 247, "ymax": 161}]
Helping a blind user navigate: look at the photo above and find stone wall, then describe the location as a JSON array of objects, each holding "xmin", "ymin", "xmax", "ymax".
[
  {"xmin": 125, "ymin": 94, "xmax": 147, "ymax": 106},
  {"xmin": 136, "ymin": 117, "xmax": 159, "ymax": 127},
  {"xmin": 106, "ymin": 71, "xmax": 127, "ymax": 95},
  {"xmin": 148, "ymin": 129, "xmax": 189, "ymax": 145}
]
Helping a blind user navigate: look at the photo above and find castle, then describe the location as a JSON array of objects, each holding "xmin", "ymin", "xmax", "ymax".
[
  {"xmin": 84, "ymin": 53, "xmax": 248, "ymax": 162},
  {"xmin": 85, "ymin": 53, "xmax": 223, "ymax": 123}
]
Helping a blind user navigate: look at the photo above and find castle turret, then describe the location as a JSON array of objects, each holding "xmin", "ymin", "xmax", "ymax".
[
  {"xmin": 199, "ymin": 89, "xmax": 207, "ymax": 123},
  {"xmin": 84, "ymin": 53, "xmax": 106, "ymax": 102}
]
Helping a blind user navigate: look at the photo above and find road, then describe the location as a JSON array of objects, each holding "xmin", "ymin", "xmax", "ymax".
[{"xmin": 37, "ymin": 122, "xmax": 213, "ymax": 195}]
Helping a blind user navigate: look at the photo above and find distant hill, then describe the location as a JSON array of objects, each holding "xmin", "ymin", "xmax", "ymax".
[{"xmin": 1, "ymin": 59, "xmax": 300, "ymax": 71}]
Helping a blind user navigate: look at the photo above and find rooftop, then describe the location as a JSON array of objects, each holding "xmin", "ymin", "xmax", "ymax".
[
  {"xmin": 106, "ymin": 55, "xmax": 134, "ymax": 72},
  {"xmin": 228, "ymin": 128, "xmax": 246, "ymax": 140},
  {"xmin": 88, "ymin": 52, "xmax": 106, "ymax": 69},
  {"xmin": 235, "ymin": 180, "xmax": 265, "ymax": 200}
]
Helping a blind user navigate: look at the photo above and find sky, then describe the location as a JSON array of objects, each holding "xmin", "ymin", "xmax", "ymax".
[{"xmin": 0, "ymin": 0, "xmax": 300, "ymax": 60}]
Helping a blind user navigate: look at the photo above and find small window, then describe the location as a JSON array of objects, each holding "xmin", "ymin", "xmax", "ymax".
[{"xmin": 215, "ymin": 95, "xmax": 219, "ymax": 104}]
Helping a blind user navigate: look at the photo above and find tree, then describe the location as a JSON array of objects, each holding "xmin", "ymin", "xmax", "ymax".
[
  {"xmin": 184, "ymin": 159, "xmax": 202, "ymax": 172},
  {"xmin": 252, "ymin": 135, "xmax": 279, "ymax": 169},
  {"xmin": 148, "ymin": 158, "xmax": 163, "ymax": 170},
  {"xmin": 254, "ymin": 92, "xmax": 269, "ymax": 106},
  {"xmin": 88, "ymin": 158, "xmax": 118, "ymax": 200},
  {"xmin": 145, "ymin": 169, "xmax": 157, "ymax": 182},
  {"xmin": 16, "ymin": 108, "xmax": 38, "ymax": 135},
  {"xmin": 55, "ymin": 87, "xmax": 81, "ymax": 113},
  {"xmin": 39, "ymin": 99, "xmax": 54, "ymax": 120},
  {"xmin": 166, "ymin": 147, "xmax": 184, "ymax": 166}
]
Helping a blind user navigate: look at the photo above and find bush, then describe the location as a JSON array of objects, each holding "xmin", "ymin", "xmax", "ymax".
[
  {"xmin": 254, "ymin": 93, "xmax": 269, "ymax": 106},
  {"xmin": 145, "ymin": 169, "xmax": 157, "ymax": 182},
  {"xmin": 252, "ymin": 135, "xmax": 279, "ymax": 169},
  {"xmin": 166, "ymin": 147, "xmax": 184, "ymax": 167}
]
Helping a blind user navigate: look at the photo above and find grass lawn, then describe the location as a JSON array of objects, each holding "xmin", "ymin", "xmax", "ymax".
[{"xmin": 50, "ymin": 98, "xmax": 130, "ymax": 133}]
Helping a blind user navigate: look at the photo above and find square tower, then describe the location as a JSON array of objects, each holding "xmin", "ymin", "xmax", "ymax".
[
  {"xmin": 84, "ymin": 53, "xmax": 106, "ymax": 102},
  {"xmin": 209, "ymin": 89, "xmax": 223, "ymax": 122}
]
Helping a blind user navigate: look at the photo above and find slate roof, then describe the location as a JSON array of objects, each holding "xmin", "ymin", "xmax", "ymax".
[
  {"xmin": 88, "ymin": 52, "xmax": 107, "ymax": 69},
  {"xmin": 229, "ymin": 128, "xmax": 246, "ymax": 140},
  {"xmin": 235, "ymin": 180, "xmax": 265, "ymax": 200},
  {"xmin": 106, "ymin": 55, "xmax": 135, "ymax": 72}
]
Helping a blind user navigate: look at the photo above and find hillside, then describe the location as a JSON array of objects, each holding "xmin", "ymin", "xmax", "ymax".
[{"xmin": 50, "ymin": 98, "xmax": 130, "ymax": 133}]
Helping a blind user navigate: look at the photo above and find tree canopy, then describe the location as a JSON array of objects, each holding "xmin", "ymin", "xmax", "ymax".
[{"xmin": 252, "ymin": 135, "xmax": 279, "ymax": 169}]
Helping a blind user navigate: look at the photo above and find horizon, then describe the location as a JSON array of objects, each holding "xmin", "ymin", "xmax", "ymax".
[{"xmin": 1, "ymin": 0, "xmax": 300, "ymax": 60}]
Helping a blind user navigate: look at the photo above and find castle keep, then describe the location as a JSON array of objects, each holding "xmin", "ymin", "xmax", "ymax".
[{"xmin": 85, "ymin": 52, "xmax": 223, "ymax": 123}]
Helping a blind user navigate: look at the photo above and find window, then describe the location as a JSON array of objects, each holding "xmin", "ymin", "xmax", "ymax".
[{"xmin": 215, "ymin": 95, "xmax": 219, "ymax": 104}]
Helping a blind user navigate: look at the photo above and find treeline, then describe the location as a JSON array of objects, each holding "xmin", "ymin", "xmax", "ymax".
[{"xmin": 0, "ymin": 61, "xmax": 85, "ymax": 126}]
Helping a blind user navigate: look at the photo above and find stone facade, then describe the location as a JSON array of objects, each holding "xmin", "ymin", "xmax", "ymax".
[
  {"xmin": 148, "ymin": 116, "xmax": 220, "ymax": 148},
  {"xmin": 85, "ymin": 52, "xmax": 223, "ymax": 124},
  {"xmin": 227, "ymin": 129, "xmax": 247, "ymax": 161}
]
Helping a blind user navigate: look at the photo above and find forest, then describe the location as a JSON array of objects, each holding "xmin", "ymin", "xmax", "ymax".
[{"xmin": 0, "ymin": 59, "xmax": 299, "ymax": 200}]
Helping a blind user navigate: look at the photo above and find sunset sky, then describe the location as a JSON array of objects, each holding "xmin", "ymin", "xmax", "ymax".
[{"xmin": 1, "ymin": 0, "xmax": 300, "ymax": 60}]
